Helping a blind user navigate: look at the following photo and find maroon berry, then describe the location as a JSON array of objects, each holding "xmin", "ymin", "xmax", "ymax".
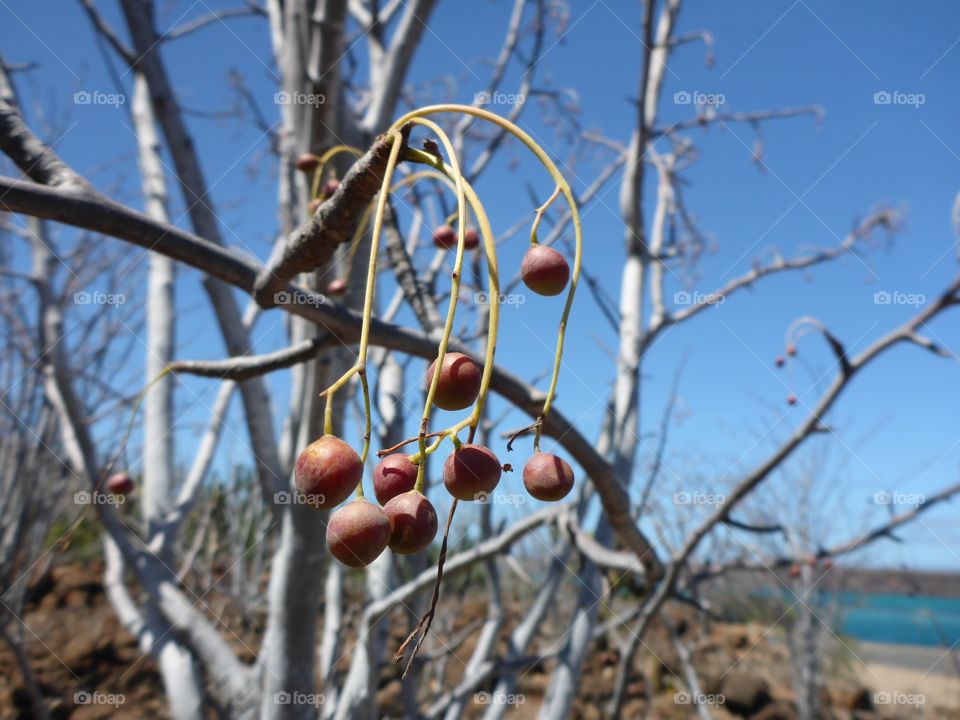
[
  {"xmin": 295, "ymin": 153, "xmax": 319, "ymax": 173},
  {"xmin": 322, "ymin": 178, "xmax": 340, "ymax": 198},
  {"xmin": 520, "ymin": 245, "xmax": 570, "ymax": 296},
  {"xmin": 788, "ymin": 564, "xmax": 801, "ymax": 578},
  {"xmin": 522, "ymin": 453, "xmax": 575, "ymax": 501},
  {"xmin": 106, "ymin": 472, "xmax": 134, "ymax": 496},
  {"xmin": 294, "ymin": 435, "xmax": 362, "ymax": 509},
  {"xmin": 443, "ymin": 444, "xmax": 502, "ymax": 501},
  {"xmin": 326, "ymin": 278, "xmax": 347, "ymax": 297},
  {"xmin": 373, "ymin": 454, "xmax": 418, "ymax": 505},
  {"xmin": 425, "ymin": 352, "xmax": 482, "ymax": 411},
  {"xmin": 326, "ymin": 498, "xmax": 391, "ymax": 567},
  {"xmin": 787, "ymin": 394, "xmax": 797, "ymax": 406},
  {"xmin": 786, "ymin": 344, "xmax": 797, "ymax": 357},
  {"xmin": 463, "ymin": 228, "xmax": 480, "ymax": 250},
  {"xmin": 383, "ymin": 491, "xmax": 438, "ymax": 554},
  {"xmin": 432, "ymin": 224, "xmax": 457, "ymax": 249},
  {"xmin": 775, "ymin": 356, "xmax": 785, "ymax": 368}
]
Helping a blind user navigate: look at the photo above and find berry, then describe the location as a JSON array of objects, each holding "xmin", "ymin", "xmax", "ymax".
[
  {"xmin": 326, "ymin": 278, "xmax": 347, "ymax": 297},
  {"xmin": 294, "ymin": 435, "xmax": 362, "ymax": 509},
  {"xmin": 326, "ymin": 498, "xmax": 391, "ymax": 567},
  {"xmin": 322, "ymin": 178, "xmax": 340, "ymax": 198},
  {"xmin": 106, "ymin": 472, "xmax": 134, "ymax": 495},
  {"xmin": 463, "ymin": 228, "xmax": 480, "ymax": 250},
  {"xmin": 432, "ymin": 224, "xmax": 457, "ymax": 249},
  {"xmin": 787, "ymin": 394, "xmax": 797, "ymax": 406},
  {"xmin": 788, "ymin": 564, "xmax": 801, "ymax": 578},
  {"xmin": 520, "ymin": 245, "xmax": 569, "ymax": 296},
  {"xmin": 425, "ymin": 352, "xmax": 482, "ymax": 411},
  {"xmin": 443, "ymin": 444, "xmax": 502, "ymax": 501},
  {"xmin": 295, "ymin": 153, "xmax": 319, "ymax": 173},
  {"xmin": 373, "ymin": 453, "xmax": 418, "ymax": 505},
  {"xmin": 383, "ymin": 491, "xmax": 438, "ymax": 554},
  {"xmin": 822, "ymin": 558, "xmax": 833, "ymax": 570},
  {"xmin": 775, "ymin": 356, "xmax": 785, "ymax": 368},
  {"xmin": 786, "ymin": 344, "xmax": 797, "ymax": 357},
  {"xmin": 522, "ymin": 453, "xmax": 575, "ymax": 501}
]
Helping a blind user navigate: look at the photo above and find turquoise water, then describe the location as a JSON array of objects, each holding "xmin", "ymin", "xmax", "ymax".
[{"xmin": 836, "ymin": 592, "xmax": 960, "ymax": 647}]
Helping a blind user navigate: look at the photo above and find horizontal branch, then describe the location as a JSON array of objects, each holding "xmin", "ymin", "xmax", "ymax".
[{"xmin": 168, "ymin": 334, "xmax": 338, "ymax": 381}]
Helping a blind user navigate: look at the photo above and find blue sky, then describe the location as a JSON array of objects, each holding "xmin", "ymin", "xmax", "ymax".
[{"xmin": 2, "ymin": 0, "xmax": 959, "ymax": 569}]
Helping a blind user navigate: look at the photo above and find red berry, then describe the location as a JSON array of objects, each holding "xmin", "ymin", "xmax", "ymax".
[
  {"xmin": 326, "ymin": 278, "xmax": 347, "ymax": 297},
  {"xmin": 522, "ymin": 453, "xmax": 575, "ymax": 501},
  {"xmin": 443, "ymin": 444, "xmax": 502, "ymax": 501},
  {"xmin": 787, "ymin": 394, "xmax": 797, "ymax": 406},
  {"xmin": 295, "ymin": 153, "xmax": 319, "ymax": 173},
  {"xmin": 786, "ymin": 344, "xmax": 797, "ymax": 357},
  {"xmin": 425, "ymin": 352, "xmax": 482, "ymax": 411},
  {"xmin": 106, "ymin": 472, "xmax": 134, "ymax": 495},
  {"xmin": 322, "ymin": 178, "xmax": 340, "ymax": 198},
  {"xmin": 373, "ymin": 453, "xmax": 418, "ymax": 505},
  {"xmin": 822, "ymin": 558, "xmax": 833, "ymax": 569},
  {"xmin": 520, "ymin": 245, "xmax": 570, "ymax": 296},
  {"xmin": 326, "ymin": 498, "xmax": 391, "ymax": 567},
  {"xmin": 432, "ymin": 225, "xmax": 458, "ymax": 249},
  {"xmin": 789, "ymin": 564, "xmax": 801, "ymax": 578},
  {"xmin": 383, "ymin": 491, "xmax": 438, "ymax": 554},
  {"xmin": 294, "ymin": 435, "xmax": 362, "ymax": 509},
  {"xmin": 463, "ymin": 228, "xmax": 480, "ymax": 250},
  {"xmin": 775, "ymin": 356, "xmax": 785, "ymax": 368}
]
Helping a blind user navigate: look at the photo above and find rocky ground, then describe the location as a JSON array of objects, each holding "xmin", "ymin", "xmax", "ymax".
[{"xmin": 1, "ymin": 561, "xmax": 957, "ymax": 719}]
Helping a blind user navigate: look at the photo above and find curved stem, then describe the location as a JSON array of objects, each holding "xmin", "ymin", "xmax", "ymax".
[{"xmin": 392, "ymin": 105, "xmax": 581, "ymax": 451}]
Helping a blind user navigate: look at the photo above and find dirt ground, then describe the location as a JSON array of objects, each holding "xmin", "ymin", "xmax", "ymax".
[{"xmin": 1, "ymin": 561, "xmax": 957, "ymax": 719}]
